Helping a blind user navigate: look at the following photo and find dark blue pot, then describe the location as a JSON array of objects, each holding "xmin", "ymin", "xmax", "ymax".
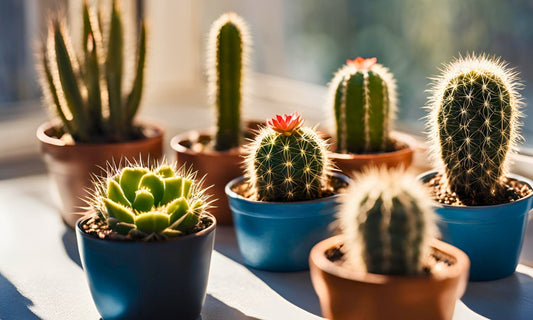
[
  {"xmin": 419, "ymin": 171, "xmax": 533, "ymax": 281},
  {"xmin": 76, "ymin": 214, "xmax": 216, "ymax": 320},
  {"xmin": 225, "ymin": 173, "xmax": 350, "ymax": 272}
]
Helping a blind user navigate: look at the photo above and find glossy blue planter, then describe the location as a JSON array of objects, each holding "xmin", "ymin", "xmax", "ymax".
[
  {"xmin": 419, "ymin": 171, "xmax": 533, "ymax": 281},
  {"xmin": 225, "ymin": 173, "xmax": 350, "ymax": 272},
  {"xmin": 76, "ymin": 214, "xmax": 216, "ymax": 320}
]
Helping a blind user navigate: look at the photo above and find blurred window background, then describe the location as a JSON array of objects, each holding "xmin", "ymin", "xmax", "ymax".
[{"xmin": 1, "ymin": 0, "xmax": 532, "ymax": 151}]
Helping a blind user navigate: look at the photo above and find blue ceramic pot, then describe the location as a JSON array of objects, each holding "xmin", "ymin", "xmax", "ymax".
[
  {"xmin": 419, "ymin": 171, "xmax": 533, "ymax": 281},
  {"xmin": 76, "ymin": 214, "xmax": 216, "ymax": 320},
  {"xmin": 225, "ymin": 173, "xmax": 351, "ymax": 272}
]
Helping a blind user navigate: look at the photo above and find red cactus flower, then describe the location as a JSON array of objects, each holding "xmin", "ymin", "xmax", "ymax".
[
  {"xmin": 346, "ymin": 57, "xmax": 377, "ymax": 70},
  {"xmin": 267, "ymin": 112, "xmax": 305, "ymax": 136}
]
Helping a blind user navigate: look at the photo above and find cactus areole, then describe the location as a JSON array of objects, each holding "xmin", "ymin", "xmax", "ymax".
[
  {"xmin": 244, "ymin": 113, "xmax": 332, "ymax": 202},
  {"xmin": 329, "ymin": 57, "xmax": 398, "ymax": 154}
]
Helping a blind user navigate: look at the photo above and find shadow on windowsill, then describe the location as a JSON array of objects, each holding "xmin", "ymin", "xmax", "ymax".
[
  {"xmin": 214, "ymin": 226, "xmax": 322, "ymax": 317},
  {"xmin": 199, "ymin": 294, "xmax": 261, "ymax": 320},
  {"xmin": 0, "ymin": 272, "xmax": 42, "ymax": 320},
  {"xmin": 62, "ymin": 227, "xmax": 82, "ymax": 268},
  {"xmin": 461, "ymin": 271, "xmax": 533, "ymax": 320}
]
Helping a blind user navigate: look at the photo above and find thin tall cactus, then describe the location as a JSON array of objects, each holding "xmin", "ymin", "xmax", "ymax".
[{"xmin": 207, "ymin": 12, "xmax": 250, "ymax": 151}]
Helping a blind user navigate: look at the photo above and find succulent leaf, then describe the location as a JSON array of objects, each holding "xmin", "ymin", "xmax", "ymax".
[
  {"xmin": 139, "ymin": 173, "xmax": 165, "ymax": 206},
  {"xmin": 157, "ymin": 165, "xmax": 175, "ymax": 178},
  {"xmin": 120, "ymin": 167, "xmax": 148, "ymax": 202},
  {"xmin": 107, "ymin": 180, "xmax": 131, "ymax": 207},
  {"xmin": 161, "ymin": 177, "xmax": 183, "ymax": 205},
  {"xmin": 104, "ymin": 198, "xmax": 135, "ymax": 224},
  {"xmin": 135, "ymin": 212, "xmax": 169, "ymax": 234},
  {"xmin": 167, "ymin": 198, "xmax": 189, "ymax": 225},
  {"xmin": 132, "ymin": 190, "xmax": 154, "ymax": 212}
]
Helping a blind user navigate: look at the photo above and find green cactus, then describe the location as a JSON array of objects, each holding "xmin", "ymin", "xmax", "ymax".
[
  {"xmin": 89, "ymin": 163, "xmax": 212, "ymax": 239},
  {"xmin": 328, "ymin": 57, "xmax": 397, "ymax": 154},
  {"xmin": 38, "ymin": 0, "xmax": 146, "ymax": 143},
  {"xmin": 244, "ymin": 113, "xmax": 332, "ymax": 202},
  {"xmin": 427, "ymin": 54, "xmax": 523, "ymax": 204},
  {"xmin": 207, "ymin": 12, "xmax": 250, "ymax": 151},
  {"xmin": 339, "ymin": 168, "xmax": 437, "ymax": 275}
]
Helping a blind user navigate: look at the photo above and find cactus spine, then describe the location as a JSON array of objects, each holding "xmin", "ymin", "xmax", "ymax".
[
  {"xmin": 208, "ymin": 13, "xmax": 250, "ymax": 151},
  {"xmin": 89, "ymin": 163, "xmax": 212, "ymax": 239},
  {"xmin": 244, "ymin": 113, "xmax": 332, "ymax": 202},
  {"xmin": 329, "ymin": 57, "xmax": 397, "ymax": 154},
  {"xmin": 38, "ymin": 1, "xmax": 146, "ymax": 142},
  {"xmin": 339, "ymin": 168, "xmax": 437, "ymax": 275},
  {"xmin": 427, "ymin": 54, "xmax": 523, "ymax": 204}
]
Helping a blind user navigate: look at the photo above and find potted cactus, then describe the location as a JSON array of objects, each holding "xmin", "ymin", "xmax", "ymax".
[
  {"xmin": 419, "ymin": 54, "xmax": 533, "ymax": 280},
  {"xmin": 76, "ymin": 162, "xmax": 216, "ymax": 320},
  {"xmin": 36, "ymin": 1, "xmax": 163, "ymax": 228},
  {"xmin": 327, "ymin": 57, "xmax": 416, "ymax": 173},
  {"xmin": 171, "ymin": 12, "xmax": 253, "ymax": 225},
  {"xmin": 309, "ymin": 168, "xmax": 470, "ymax": 320},
  {"xmin": 225, "ymin": 112, "xmax": 351, "ymax": 271}
]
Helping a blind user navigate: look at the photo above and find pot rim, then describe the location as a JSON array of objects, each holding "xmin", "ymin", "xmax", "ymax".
[
  {"xmin": 329, "ymin": 131, "xmax": 417, "ymax": 160},
  {"xmin": 37, "ymin": 120, "xmax": 165, "ymax": 147},
  {"xmin": 225, "ymin": 173, "xmax": 351, "ymax": 206},
  {"xmin": 417, "ymin": 170, "xmax": 533, "ymax": 210},
  {"xmin": 310, "ymin": 235, "xmax": 470, "ymax": 285},
  {"xmin": 75, "ymin": 212, "xmax": 217, "ymax": 245}
]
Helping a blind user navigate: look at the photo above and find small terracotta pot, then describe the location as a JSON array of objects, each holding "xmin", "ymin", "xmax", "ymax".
[
  {"xmin": 329, "ymin": 132, "xmax": 416, "ymax": 175},
  {"xmin": 37, "ymin": 121, "xmax": 164, "ymax": 228},
  {"xmin": 309, "ymin": 235, "xmax": 470, "ymax": 320}
]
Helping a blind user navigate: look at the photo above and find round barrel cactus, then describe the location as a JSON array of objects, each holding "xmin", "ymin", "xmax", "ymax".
[
  {"xmin": 244, "ymin": 113, "xmax": 332, "ymax": 202},
  {"xmin": 89, "ymin": 163, "xmax": 212, "ymax": 239},
  {"xmin": 328, "ymin": 57, "xmax": 397, "ymax": 154},
  {"xmin": 339, "ymin": 168, "xmax": 437, "ymax": 275},
  {"xmin": 427, "ymin": 54, "xmax": 523, "ymax": 204}
]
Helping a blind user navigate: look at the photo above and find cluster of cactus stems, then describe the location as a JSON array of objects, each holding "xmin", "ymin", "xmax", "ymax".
[
  {"xmin": 427, "ymin": 54, "xmax": 523, "ymax": 204},
  {"xmin": 244, "ymin": 113, "xmax": 333, "ymax": 202},
  {"xmin": 328, "ymin": 57, "xmax": 397, "ymax": 154},
  {"xmin": 39, "ymin": 1, "xmax": 146, "ymax": 143},
  {"xmin": 89, "ymin": 162, "xmax": 212, "ymax": 239},
  {"xmin": 338, "ymin": 168, "xmax": 437, "ymax": 275},
  {"xmin": 207, "ymin": 12, "xmax": 250, "ymax": 151}
]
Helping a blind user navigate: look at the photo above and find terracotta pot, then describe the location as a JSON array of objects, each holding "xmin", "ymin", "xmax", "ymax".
[
  {"xmin": 309, "ymin": 235, "xmax": 470, "ymax": 320},
  {"xmin": 37, "ymin": 121, "xmax": 164, "ymax": 228},
  {"xmin": 329, "ymin": 132, "xmax": 416, "ymax": 175}
]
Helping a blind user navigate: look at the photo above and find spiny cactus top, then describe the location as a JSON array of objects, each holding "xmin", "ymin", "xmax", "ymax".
[
  {"xmin": 89, "ymin": 163, "xmax": 212, "ymax": 240},
  {"xmin": 244, "ymin": 113, "xmax": 333, "ymax": 202},
  {"xmin": 328, "ymin": 57, "xmax": 397, "ymax": 154},
  {"xmin": 427, "ymin": 54, "xmax": 523, "ymax": 204},
  {"xmin": 338, "ymin": 167, "xmax": 437, "ymax": 275},
  {"xmin": 207, "ymin": 12, "xmax": 250, "ymax": 151},
  {"xmin": 38, "ymin": 1, "xmax": 146, "ymax": 143}
]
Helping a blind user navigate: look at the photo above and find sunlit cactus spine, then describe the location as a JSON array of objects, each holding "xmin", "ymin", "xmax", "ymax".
[
  {"xmin": 38, "ymin": 0, "xmax": 146, "ymax": 142},
  {"xmin": 207, "ymin": 12, "xmax": 250, "ymax": 151},
  {"xmin": 89, "ymin": 163, "xmax": 212, "ymax": 240},
  {"xmin": 339, "ymin": 168, "xmax": 437, "ymax": 275},
  {"xmin": 244, "ymin": 113, "xmax": 332, "ymax": 202},
  {"xmin": 427, "ymin": 54, "xmax": 523, "ymax": 204},
  {"xmin": 328, "ymin": 57, "xmax": 397, "ymax": 154}
]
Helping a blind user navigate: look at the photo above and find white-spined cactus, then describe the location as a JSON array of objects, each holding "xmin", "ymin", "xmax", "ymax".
[
  {"xmin": 427, "ymin": 54, "xmax": 523, "ymax": 204},
  {"xmin": 328, "ymin": 57, "xmax": 398, "ymax": 154},
  {"xmin": 89, "ymin": 162, "xmax": 212, "ymax": 239},
  {"xmin": 339, "ymin": 168, "xmax": 438, "ymax": 275},
  {"xmin": 244, "ymin": 112, "xmax": 334, "ymax": 202}
]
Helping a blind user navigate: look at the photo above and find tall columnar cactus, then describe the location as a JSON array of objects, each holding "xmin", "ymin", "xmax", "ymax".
[
  {"xmin": 328, "ymin": 57, "xmax": 397, "ymax": 154},
  {"xmin": 89, "ymin": 163, "xmax": 212, "ymax": 239},
  {"xmin": 244, "ymin": 113, "xmax": 332, "ymax": 202},
  {"xmin": 339, "ymin": 168, "xmax": 437, "ymax": 275},
  {"xmin": 427, "ymin": 54, "xmax": 523, "ymax": 204},
  {"xmin": 207, "ymin": 12, "xmax": 250, "ymax": 151},
  {"xmin": 38, "ymin": 1, "xmax": 146, "ymax": 143}
]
